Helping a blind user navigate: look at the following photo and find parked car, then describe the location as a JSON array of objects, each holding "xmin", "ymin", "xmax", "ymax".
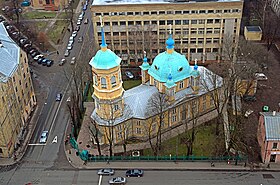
[
  {"xmin": 64, "ymin": 49, "xmax": 70, "ymax": 57},
  {"xmin": 59, "ymin": 58, "xmax": 66, "ymax": 66},
  {"xmin": 125, "ymin": 71, "xmax": 134, "ymax": 79},
  {"xmin": 243, "ymin": 95, "xmax": 256, "ymax": 102},
  {"xmin": 78, "ymin": 14, "xmax": 83, "ymax": 21},
  {"xmin": 46, "ymin": 60, "xmax": 53, "ymax": 67},
  {"xmin": 72, "ymin": 31, "xmax": 77, "ymax": 38},
  {"xmin": 97, "ymin": 169, "xmax": 115, "ymax": 176},
  {"xmin": 77, "ymin": 20, "xmax": 81, "ymax": 25},
  {"xmin": 255, "ymin": 73, "xmax": 268, "ymax": 80},
  {"xmin": 31, "ymin": 51, "xmax": 39, "ymax": 57},
  {"xmin": 68, "ymin": 40, "xmax": 74, "ymax": 46},
  {"xmin": 108, "ymin": 177, "xmax": 126, "ymax": 185},
  {"xmin": 125, "ymin": 169, "xmax": 144, "ymax": 177},
  {"xmin": 34, "ymin": 54, "xmax": 44, "ymax": 61},
  {"xmin": 56, "ymin": 93, "xmax": 62, "ymax": 101},
  {"xmin": 244, "ymin": 109, "xmax": 254, "ymax": 118},
  {"xmin": 75, "ymin": 25, "xmax": 80, "ymax": 31},
  {"xmin": 78, "ymin": 36, "xmax": 83, "ymax": 43},
  {"xmin": 29, "ymin": 48, "xmax": 37, "ymax": 54},
  {"xmin": 84, "ymin": 18, "xmax": 88, "ymax": 24},
  {"xmin": 67, "ymin": 44, "xmax": 73, "ymax": 50},
  {"xmin": 39, "ymin": 131, "xmax": 49, "ymax": 143},
  {"xmin": 70, "ymin": 57, "xmax": 76, "ymax": 65},
  {"xmin": 69, "ymin": 36, "xmax": 74, "ymax": 42},
  {"xmin": 41, "ymin": 59, "xmax": 49, "ymax": 66},
  {"xmin": 37, "ymin": 57, "xmax": 45, "ymax": 64},
  {"xmin": 19, "ymin": 38, "xmax": 28, "ymax": 45}
]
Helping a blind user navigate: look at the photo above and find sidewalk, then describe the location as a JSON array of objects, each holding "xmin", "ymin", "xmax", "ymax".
[{"xmin": 65, "ymin": 147, "xmax": 280, "ymax": 171}]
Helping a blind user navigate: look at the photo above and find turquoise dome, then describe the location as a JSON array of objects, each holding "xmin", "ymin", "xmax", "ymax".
[
  {"xmin": 89, "ymin": 49, "xmax": 121, "ymax": 70},
  {"xmin": 148, "ymin": 51, "xmax": 191, "ymax": 83}
]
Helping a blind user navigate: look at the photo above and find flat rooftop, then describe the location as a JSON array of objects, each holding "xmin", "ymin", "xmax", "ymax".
[
  {"xmin": 246, "ymin": 26, "xmax": 262, "ymax": 32},
  {"xmin": 92, "ymin": 0, "xmax": 241, "ymax": 5}
]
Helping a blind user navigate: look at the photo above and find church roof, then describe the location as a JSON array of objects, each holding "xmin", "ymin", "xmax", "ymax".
[
  {"xmin": 89, "ymin": 49, "xmax": 121, "ymax": 70},
  {"xmin": 148, "ymin": 50, "xmax": 191, "ymax": 83}
]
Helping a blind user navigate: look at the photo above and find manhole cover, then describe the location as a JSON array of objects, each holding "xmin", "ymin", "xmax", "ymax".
[{"xmin": 262, "ymin": 174, "xmax": 274, "ymax": 179}]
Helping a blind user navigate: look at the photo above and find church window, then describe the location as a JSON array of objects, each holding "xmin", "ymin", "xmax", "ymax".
[
  {"xmin": 172, "ymin": 108, "xmax": 177, "ymax": 114},
  {"xmin": 114, "ymin": 104, "xmax": 119, "ymax": 111},
  {"xmin": 94, "ymin": 75, "xmax": 98, "ymax": 86},
  {"xmin": 136, "ymin": 120, "xmax": 141, "ymax": 126},
  {"xmin": 179, "ymin": 81, "xmax": 184, "ymax": 89},
  {"xmin": 154, "ymin": 79, "xmax": 157, "ymax": 86},
  {"xmin": 136, "ymin": 128, "xmax": 142, "ymax": 134},
  {"xmin": 172, "ymin": 115, "xmax": 177, "ymax": 122},
  {"xmin": 202, "ymin": 102, "xmax": 206, "ymax": 111},
  {"xmin": 111, "ymin": 76, "xmax": 116, "ymax": 87},
  {"xmin": 101, "ymin": 77, "xmax": 107, "ymax": 88}
]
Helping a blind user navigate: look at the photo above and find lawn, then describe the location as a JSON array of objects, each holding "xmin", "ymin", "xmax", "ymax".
[
  {"xmin": 143, "ymin": 121, "xmax": 225, "ymax": 157},
  {"xmin": 35, "ymin": 21, "xmax": 48, "ymax": 31},
  {"xmin": 123, "ymin": 80, "xmax": 141, "ymax": 90},
  {"xmin": 22, "ymin": 11, "xmax": 57, "ymax": 19},
  {"xmin": 47, "ymin": 20, "xmax": 68, "ymax": 44}
]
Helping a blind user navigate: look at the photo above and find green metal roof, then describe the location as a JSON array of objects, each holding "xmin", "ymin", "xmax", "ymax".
[
  {"xmin": 89, "ymin": 49, "xmax": 121, "ymax": 70},
  {"xmin": 148, "ymin": 50, "xmax": 191, "ymax": 83}
]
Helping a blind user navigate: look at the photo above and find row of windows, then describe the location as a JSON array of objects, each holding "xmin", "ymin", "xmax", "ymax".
[
  {"xmin": 94, "ymin": 74, "xmax": 120, "ymax": 89},
  {"xmin": 94, "ymin": 9, "xmax": 241, "ymax": 16},
  {"xmin": 97, "ymin": 18, "xmax": 238, "ymax": 26}
]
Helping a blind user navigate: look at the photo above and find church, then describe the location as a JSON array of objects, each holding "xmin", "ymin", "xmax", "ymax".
[{"xmin": 89, "ymin": 21, "xmax": 223, "ymax": 148}]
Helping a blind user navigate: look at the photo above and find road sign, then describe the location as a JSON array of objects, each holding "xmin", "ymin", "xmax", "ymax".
[{"xmin": 52, "ymin": 136, "xmax": 57, "ymax": 143}]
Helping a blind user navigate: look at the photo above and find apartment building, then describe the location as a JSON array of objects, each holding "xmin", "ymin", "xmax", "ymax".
[
  {"xmin": 0, "ymin": 23, "xmax": 36, "ymax": 158},
  {"xmin": 91, "ymin": 0, "xmax": 244, "ymax": 66}
]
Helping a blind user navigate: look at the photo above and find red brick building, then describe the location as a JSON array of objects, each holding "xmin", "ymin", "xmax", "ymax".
[{"xmin": 258, "ymin": 111, "xmax": 280, "ymax": 164}]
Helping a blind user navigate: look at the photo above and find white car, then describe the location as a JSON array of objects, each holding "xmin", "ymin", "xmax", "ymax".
[
  {"xmin": 68, "ymin": 40, "xmax": 74, "ymax": 45},
  {"xmin": 255, "ymin": 73, "xmax": 268, "ymax": 81},
  {"xmin": 69, "ymin": 36, "xmax": 74, "ymax": 42},
  {"xmin": 39, "ymin": 131, "xmax": 48, "ymax": 143},
  {"xmin": 70, "ymin": 57, "xmax": 76, "ymax": 65},
  {"xmin": 67, "ymin": 44, "xmax": 73, "ymax": 50},
  {"xmin": 72, "ymin": 31, "xmax": 77, "ymax": 38},
  {"xmin": 34, "ymin": 54, "xmax": 44, "ymax": 60},
  {"xmin": 77, "ymin": 20, "xmax": 81, "ymax": 25},
  {"xmin": 78, "ymin": 14, "xmax": 83, "ymax": 20},
  {"xmin": 97, "ymin": 168, "xmax": 115, "ymax": 175},
  {"xmin": 64, "ymin": 49, "xmax": 70, "ymax": 57},
  {"xmin": 245, "ymin": 109, "xmax": 254, "ymax": 118},
  {"xmin": 108, "ymin": 177, "xmax": 126, "ymax": 185},
  {"xmin": 125, "ymin": 71, "xmax": 134, "ymax": 79}
]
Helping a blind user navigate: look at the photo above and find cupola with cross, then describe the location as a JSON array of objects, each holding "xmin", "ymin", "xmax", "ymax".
[{"xmin": 89, "ymin": 16, "xmax": 124, "ymax": 120}]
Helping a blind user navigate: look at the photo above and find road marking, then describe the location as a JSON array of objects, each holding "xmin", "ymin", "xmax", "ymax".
[
  {"xmin": 52, "ymin": 136, "xmax": 58, "ymax": 143},
  {"xmin": 28, "ymin": 143, "xmax": 46, "ymax": 146},
  {"xmin": 98, "ymin": 175, "xmax": 103, "ymax": 185}
]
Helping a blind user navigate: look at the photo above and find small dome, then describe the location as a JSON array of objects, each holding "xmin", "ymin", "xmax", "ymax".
[
  {"xmin": 89, "ymin": 49, "xmax": 121, "ymax": 70},
  {"xmin": 166, "ymin": 35, "xmax": 175, "ymax": 49},
  {"xmin": 148, "ymin": 51, "xmax": 191, "ymax": 83}
]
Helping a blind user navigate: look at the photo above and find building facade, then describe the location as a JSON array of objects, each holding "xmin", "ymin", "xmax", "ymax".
[
  {"xmin": 0, "ymin": 23, "xmax": 37, "ymax": 158},
  {"xmin": 90, "ymin": 0, "xmax": 243, "ymax": 66},
  {"xmin": 258, "ymin": 112, "xmax": 280, "ymax": 164},
  {"xmin": 89, "ymin": 23, "xmax": 223, "ymax": 150},
  {"xmin": 31, "ymin": 0, "xmax": 68, "ymax": 11}
]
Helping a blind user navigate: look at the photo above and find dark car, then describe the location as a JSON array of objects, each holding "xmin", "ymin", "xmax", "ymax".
[
  {"xmin": 56, "ymin": 93, "xmax": 62, "ymax": 101},
  {"xmin": 37, "ymin": 57, "xmax": 44, "ymax": 64},
  {"xmin": 125, "ymin": 169, "xmax": 144, "ymax": 177},
  {"xmin": 31, "ymin": 51, "xmax": 39, "ymax": 57},
  {"xmin": 46, "ymin": 60, "xmax": 53, "ymax": 67},
  {"xmin": 243, "ymin": 95, "xmax": 256, "ymax": 102},
  {"xmin": 42, "ymin": 59, "xmax": 48, "ymax": 66}
]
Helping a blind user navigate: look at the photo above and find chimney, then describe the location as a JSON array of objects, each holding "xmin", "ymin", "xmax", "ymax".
[{"xmin": 272, "ymin": 111, "xmax": 276, "ymax": 116}]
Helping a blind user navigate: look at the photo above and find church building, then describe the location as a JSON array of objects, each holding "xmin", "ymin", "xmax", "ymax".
[{"xmin": 89, "ymin": 21, "xmax": 223, "ymax": 150}]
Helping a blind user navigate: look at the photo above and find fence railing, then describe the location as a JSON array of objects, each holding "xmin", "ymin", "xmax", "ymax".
[{"xmin": 88, "ymin": 155, "xmax": 247, "ymax": 162}]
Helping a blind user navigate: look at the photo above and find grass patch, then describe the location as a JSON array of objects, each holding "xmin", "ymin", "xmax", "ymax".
[
  {"xmin": 143, "ymin": 121, "xmax": 225, "ymax": 157},
  {"xmin": 47, "ymin": 20, "xmax": 68, "ymax": 44},
  {"xmin": 123, "ymin": 80, "xmax": 141, "ymax": 90},
  {"xmin": 35, "ymin": 21, "xmax": 48, "ymax": 31},
  {"xmin": 22, "ymin": 11, "xmax": 57, "ymax": 19},
  {"xmin": 57, "ymin": 12, "xmax": 68, "ymax": 19}
]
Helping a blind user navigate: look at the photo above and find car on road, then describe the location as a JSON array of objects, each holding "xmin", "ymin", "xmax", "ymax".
[
  {"xmin": 34, "ymin": 54, "xmax": 44, "ymax": 61},
  {"xmin": 72, "ymin": 31, "xmax": 77, "ymax": 37},
  {"xmin": 255, "ymin": 73, "xmax": 268, "ymax": 80},
  {"xmin": 125, "ymin": 169, "xmax": 144, "ymax": 177},
  {"xmin": 41, "ymin": 58, "xmax": 49, "ymax": 66},
  {"xmin": 56, "ymin": 93, "xmax": 62, "ymax": 101},
  {"xmin": 97, "ymin": 169, "xmax": 115, "ymax": 176},
  {"xmin": 108, "ymin": 177, "xmax": 126, "ymax": 185},
  {"xmin": 39, "ymin": 131, "xmax": 49, "ymax": 143},
  {"xmin": 125, "ymin": 71, "xmax": 134, "ymax": 79},
  {"xmin": 245, "ymin": 109, "xmax": 254, "ymax": 118},
  {"xmin": 70, "ymin": 57, "xmax": 76, "ymax": 65},
  {"xmin": 37, "ymin": 57, "xmax": 44, "ymax": 64},
  {"xmin": 59, "ymin": 58, "xmax": 66, "ymax": 66},
  {"xmin": 77, "ymin": 20, "xmax": 81, "ymax": 25},
  {"xmin": 69, "ymin": 36, "xmax": 74, "ymax": 42},
  {"xmin": 78, "ymin": 36, "xmax": 83, "ymax": 43},
  {"xmin": 64, "ymin": 49, "xmax": 70, "ymax": 57}
]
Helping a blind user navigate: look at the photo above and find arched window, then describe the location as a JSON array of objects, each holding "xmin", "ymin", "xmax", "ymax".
[
  {"xmin": 94, "ymin": 75, "xmax": 98, "ymax": 86},
  {"xmin": 111, "ymin": 76, "xmax": 116, "ymax": 87},
  {"xmin": 101, "ymin": 77, "xmax": 107, "ymax": 88}
]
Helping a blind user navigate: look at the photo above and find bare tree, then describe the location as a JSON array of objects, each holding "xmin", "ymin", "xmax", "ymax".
[
  {"xmin": 145, "ymin": 91, "xmax": 169, "ymax": 156},
  {"xmin": 89, "ymin": 120, "xmax": 102, "ymax": 156},
  {"xmin": 63, "ymin": 0, "xmax": 75, "ymax": 32}
]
